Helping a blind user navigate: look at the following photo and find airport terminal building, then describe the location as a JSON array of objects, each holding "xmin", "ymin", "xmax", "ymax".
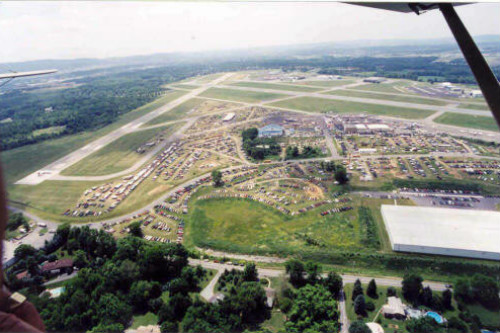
[{"xmin": 381, "ymin": 205, "xmax": 500, "ymax": 260}]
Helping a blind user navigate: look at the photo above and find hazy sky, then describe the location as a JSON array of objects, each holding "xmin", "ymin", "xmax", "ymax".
[{"xmin": 0, "ymin": 1, "xmax": 499, "ymax": 62}]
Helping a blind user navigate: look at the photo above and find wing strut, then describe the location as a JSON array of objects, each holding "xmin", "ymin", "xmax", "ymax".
[{"xmin": 439, "ymin": 3, "xmax": 500, "ymax": 128}]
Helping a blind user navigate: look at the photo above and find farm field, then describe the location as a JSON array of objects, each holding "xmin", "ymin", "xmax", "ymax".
[
  {"xmin": 325, "ymin": 89, "xmax": 447, "ymax": 106},
  {"xmin": 1, "ymin": 89, "xmax": 187, "ymax": 184},
  {"xmin": 228, "ymin": 81, "xmax": 323, "ymax": 92},
  {"xmin": 268, "ymin": 96, "xmax": 434, "ymax": 119},
  {"xmin": 434, "ymin": 112, "xmax": 498, "ymax": 132},
  {"xmin": 199, "ymin": 87, "xmax": 287, "ymax": 103},
  {"xmin": 61, "ymin": 123, "xmax": 183, "ymax": 176}
]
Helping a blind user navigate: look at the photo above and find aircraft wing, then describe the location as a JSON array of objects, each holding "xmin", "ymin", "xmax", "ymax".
[
  {"xmin": 347, "ymin": 2, "xmax": 469, "ymax": 15},
  {"xmin": 0, "ymin": 69, "xmax": 57, "ymax": 80}
]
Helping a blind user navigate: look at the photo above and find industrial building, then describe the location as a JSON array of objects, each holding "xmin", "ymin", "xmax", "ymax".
[
  {"xmin": 258, "ymin": 124, "xmax": 284, "ymax": 137},
  {"xmin": 381, "ymin": 205, "xmax": 500, "ymax": 260}
]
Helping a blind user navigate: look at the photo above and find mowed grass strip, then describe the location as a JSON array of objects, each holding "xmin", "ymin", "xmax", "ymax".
[
  {"xmin": 1, "ymin": 89, "xmax": 187, "ymax": 184},
  {"xmin": 199, "ymin": 87, "xmax": 287, "ymax": 103},
  {"xmin": 434, "ymin": 112, "xmax": 498, "ymax": 132},
  {"xmin": 171, "ymin": 84, "xmax": 199, "ymax": 90},
  {"xmin": 144, "ymin": 98, "xmax": 240, "ymax": 127},
  {"xmin": 228, "ymin": 81, "xmax": 322, "ymax": 92},
  {"xmin": 351, "ymin": 82, "xmax": 406, "ymax": 94},
  {"xmin": 269, "ymin": 96, "xmax": 434, "ymax": 119},
  {"xmin": 458, "ymin": 103, "xmax": 489, "ymax": 111},
  {"xmin": 326, "ymin": 89, "xmax": 447, "ymax": 106},
  {"xmin": 145, "ymin": 98, "xmax": 204, "ymax": 126},
  {"xmin": 61, "ymin": 123, "xmax": 183, "ymax": 176},
  {"xmin": 8, "ymin": 180, "xmax": 104, "ymax": 218},
  {"xmin": 290, "ymin": 80, "xmax": 355, "ymax": 88}
]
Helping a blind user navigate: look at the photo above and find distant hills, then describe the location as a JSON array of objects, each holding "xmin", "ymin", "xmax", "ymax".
[{"xmin": 2, "ymin": 34, "xmax": 498, "ymax": 74}]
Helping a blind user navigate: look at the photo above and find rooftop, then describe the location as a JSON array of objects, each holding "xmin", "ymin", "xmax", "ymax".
[{"xmin": 381, "ymin": 205, "xmax": 500, "ymax": 260}]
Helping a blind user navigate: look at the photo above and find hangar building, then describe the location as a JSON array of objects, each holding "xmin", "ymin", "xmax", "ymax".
[{"xmin": 381, "ymin": 205, "xmax": 500, "ymax": 260}]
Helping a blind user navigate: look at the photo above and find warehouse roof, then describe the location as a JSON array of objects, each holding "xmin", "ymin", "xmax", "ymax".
[
  {"xmin": 367, "ymin": 124, "xmax": 390, "ymax": 130},
  {"xmin": 381, "ymin": 205, "xmax": 500, "ymax": 259}
]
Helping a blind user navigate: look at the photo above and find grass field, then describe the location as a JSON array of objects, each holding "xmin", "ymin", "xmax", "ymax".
[
  {"xmin": 351, "ymin": 82, "xmax": 407, "ymax": 94},
  {"xmin": 199, "ymin": 87, "xmax": 287, "ymax": 103},
  {"xmin": 8, "ymin": 180, "xmax": 104, "ymax": 219},
  {"xmin": 171, "ymin": 84, "xmax": 199, "ymax": 90},
  {"xmin": 326, "ymin": 89, "xmax": 447, "ymax": 106},
  {"xmin": 195, "ymin": 73, "xmax": 225, "ymax": 83},
  {"xmin": 228, "ymin": 81, "xmax": 322, "ymax": 92},
  {"xmin": 458, "ymin": 103, "xmax": 490, "ymax": 111},
  {"xmin": 186, "ymin": 197, "xmax": 378, "ymax": 254},
  {"xmin": 434, "ymin": 112, "xmax": 498, "ymax": 132},
  {"xmin": 291, "ymin": 80, "xmax": 355, "ymax": 88},
  {"xmin": 61, "ymin": 123, "xmax": 183, "ymax": 176},
  {"xmin": 466, "ymin": 303, "xmax": 500, "ymax": 328},
  {"xmin": 144, "ymin": 98, "xmax": 240, "ymax": 127},
  {"xmin": 1, "ymin": 89, "xmax": 187, "ymax": 184},
  {"xmin": 268, "ymin": 96, "xmax": 434, "ymax": 119}
]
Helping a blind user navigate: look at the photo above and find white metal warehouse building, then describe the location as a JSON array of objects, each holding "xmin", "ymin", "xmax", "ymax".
[{"xmin": 381, "ymin": 205, "xmax": 500, "ymax": 260}]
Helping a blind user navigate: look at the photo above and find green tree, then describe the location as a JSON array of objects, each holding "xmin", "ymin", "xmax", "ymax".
[
  {"xmin": 354, "ymin": 294, "xmax": 366, "ymax": 316},
  {"xmin": 129, "ymin": 280, "xmax": 162, "ymax": 312},
  {"xmin": 242, "ymin": 263, "xmax": 258, "ymax": 282},
  {"xmin": 14, "ymin": 244, "xmax": 36, "ymax": 260},
  {"xmin": 129, "ymin": 222, "xmax": 143, "ymax": 238},
  {"xmin": 349, "ymin": 320, "xmax": 371, "ymax": 333},
  {"xmin": 57, "ymin": 223, "xmax": 71, "ymax": 242},
  {"xmin": 335, "ymin": 166, "xmax": 349, "ymax": 185},
  {"xmin": 160, "ymin": 321, "xmax": 178, "ymax": 333},
  {"xmin": 367, "ymin": 279, "xmax": 377, "ymax": 299},
  {"xmin": 454, "ymin": 278, "xmax": 472, "ymax": 303},
  {"xmin": 420, "ymin": 286, "xmax": 434, "ymax": 307},
  {"xmin": 139, "ymin": 243, "xmax": 188, "ymax": 282},
  {"xmin": 94, "ymin": 293, "xmax": 132, "ymax": 327},
  {"xmin": 286, "ymin": 284, "xmax": 339, "ymax": 332},
  {"xmin": 226, "ymin": 281, "xmax": 269, "ymax": 324},
  {"xmin": 406, "ymin": 316, "xmax": 443, "ymax": 333},
  {"xmin": 447, "ymin": 317, "xmax": 468, "ymax": 333},
  {"xmin": 470, "ymin": 274, "xmax": 500, "ymax": 309},
  {"xmin": 442, "ymin": 289, "xmax": 453, "ymax": 310},
  {"xmin": 305, "ymin": 261, "xmax": 322, "ymax": 285},
  {"xmin": 181, "ymin": 299, "xmax": 231, "ymax": 333},
  {"xmin": 402, "ymin": 273, "xmax": 423, "ymax": 304},
  {"xmin": 73, "ymin": 250, "xmax": 89, "ymax": 269},
  {"xmin": 352, "ymin": 279, "xmax": 363, "ymax": 301},
  {"xmin": 323, "ymin": 271, "xmax": 343, "ymax": 299},
  {"xmin": 242, "ymin": 128, "xmax": 258, "ymax": 141},
  {"xmin": 285, "ymin": 259, "xmax": 305, "ymax": 288},
  {"xmin": 88, "ymin": 323, "xmax": 124, "ymax": 333},
  {"xmin": 211, "ymin": 170, "xmax": 224, "ymax": 187}
]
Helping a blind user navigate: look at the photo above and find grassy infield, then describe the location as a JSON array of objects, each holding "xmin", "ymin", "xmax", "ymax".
[{"xmin": 61, "ymin": 123, "xmax": 184, "ymax": 176}]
